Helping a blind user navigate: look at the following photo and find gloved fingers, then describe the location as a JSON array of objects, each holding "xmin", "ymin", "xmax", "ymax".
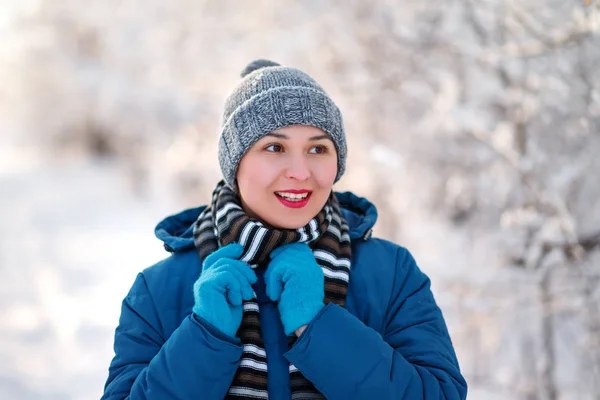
[
  {"xmin": 209, "ymin": 259, "xmax": 257, "ymax": 301},
  {"xmin": 222, "ymin": 260, "xmax": 257, "ymax": 301},
  {"xmin": 203, "ymin": 243, "xmax": 244, "ymax": 269},
  {"xmin": 192, "ymin": 277, "xmax": 203, "ymax": 304},
  {"xmin": 213, "ymin": 260, "xmax": 257, "ymax": 300},
  {"xmin": 270, "ymin": 242, "xmax": 312, "ymax": 260},
  {"xmin": 264, "ymin": 263, "xmax": 285, "ymax": 301},
  {"xmin": 205, "ymin": 258, "xmax": 256, "ymax": 301},
  {"xmin": 225, "ymin": 259, "xmax": 258, "ymax": 286},
  {"xmin": 213, "ymin": 261, "xmax": 257, "ymax": 302},
  {"xmin": 270, "ymin": 243, "xmax": 302, "ymax": 259},
  {"xmin": 211, "ymin": 269, "xmax": 244, "ymax": 306},
  {"xmin": 269, "ymin": 245, "xmax": 286, "ymax": 259}
]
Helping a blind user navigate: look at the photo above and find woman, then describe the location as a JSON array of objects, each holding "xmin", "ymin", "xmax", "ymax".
[{"xmin": 102, "ymin": 59, "xmax": 467, "ymax": 399}]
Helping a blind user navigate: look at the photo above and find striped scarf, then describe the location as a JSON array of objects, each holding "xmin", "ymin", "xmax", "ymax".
[{"xmin": 193, "ymin": 180, "xmax": 352, "ymax": 399}]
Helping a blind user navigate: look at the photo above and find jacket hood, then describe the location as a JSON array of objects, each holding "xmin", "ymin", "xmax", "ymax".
[{"xmin": 155, "ymin": 191, "xmax": 378, "ymax": 253}]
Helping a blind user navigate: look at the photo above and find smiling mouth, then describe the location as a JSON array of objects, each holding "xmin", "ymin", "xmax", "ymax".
[
  {"xmin": 274, "ymin": 191, "xmax": 312, "ymax": 208},
  {"xmin": 274, "ymin": 191, "xmax": 311, "ymax": 201}
]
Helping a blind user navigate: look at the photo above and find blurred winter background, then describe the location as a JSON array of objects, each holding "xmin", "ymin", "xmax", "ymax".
[{"xmin": 1, "ymin": 0, "xmax": 599, "ymax": 399}]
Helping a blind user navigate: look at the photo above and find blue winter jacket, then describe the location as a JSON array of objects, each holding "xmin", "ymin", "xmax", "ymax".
[{"xmin": 102, "ymin": 192, "xmax": 467, "ymax": 399}]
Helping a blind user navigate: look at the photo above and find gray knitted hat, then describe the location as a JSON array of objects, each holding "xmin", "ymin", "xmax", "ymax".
[{"xmin": 218, "ymin": 59, "xmax": 347, "ymax": 190}]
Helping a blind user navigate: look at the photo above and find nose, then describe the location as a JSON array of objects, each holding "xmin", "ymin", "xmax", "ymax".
[{"xmin": 284, "ymin": 154, "xmax": 311, "ymax": 181}]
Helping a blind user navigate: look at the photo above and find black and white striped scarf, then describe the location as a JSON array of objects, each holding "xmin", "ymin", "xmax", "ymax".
[{"xmin": 193, "ymin": 180, "xmax": 352, "ymax": 399}]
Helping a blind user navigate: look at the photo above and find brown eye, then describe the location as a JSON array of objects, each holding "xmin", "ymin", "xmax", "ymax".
[
  {"xmin": 309, "ymin": 145, "xmax": 328, "ymax": 154},
  {"xmin": 265, "ymin": 143, "xmax": 283, "ymax": 153}
]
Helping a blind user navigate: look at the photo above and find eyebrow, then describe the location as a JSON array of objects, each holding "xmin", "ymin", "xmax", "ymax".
[{"xmin": 265, "ymin": 132, "xmax": 332, "ymax": 141}]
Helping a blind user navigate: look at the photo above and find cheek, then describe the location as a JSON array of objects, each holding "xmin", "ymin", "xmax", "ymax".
[
  {"xmin": 314, "ymin": 158, "xmax": 338, "ymax": 187},
  {"xmin": 237, "ymin": 157, "xmax": 278, "ymax": 191}
]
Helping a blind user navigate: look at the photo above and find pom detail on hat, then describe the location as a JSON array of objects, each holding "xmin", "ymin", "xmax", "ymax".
[{"xmin": 240, "ymin": 59, "xmax": 281, "ymax": 77}]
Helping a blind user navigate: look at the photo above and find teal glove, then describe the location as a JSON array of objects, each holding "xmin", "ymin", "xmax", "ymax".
[
  {"xmin": 265, "ymin": 243, "xmax": 325, "ymax": 336},
  {"xmin": 192, "ymin": 243, "xmax": 257, "ymax": 337}
]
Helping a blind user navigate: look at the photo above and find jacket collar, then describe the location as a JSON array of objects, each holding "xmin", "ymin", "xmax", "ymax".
[{"xmin": 155, "ymin": 191, "xmax": 378, "ymax": 253}]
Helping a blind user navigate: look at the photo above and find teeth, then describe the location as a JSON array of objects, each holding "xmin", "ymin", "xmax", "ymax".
[{"xmin": 276, "ymin": 192, "xmax": 309, "ymax": 201}]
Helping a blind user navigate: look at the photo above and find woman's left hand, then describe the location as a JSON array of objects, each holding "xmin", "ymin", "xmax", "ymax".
[{"xmin": 265, "ymin": 243, "xmax": 325, "ymax": 336}]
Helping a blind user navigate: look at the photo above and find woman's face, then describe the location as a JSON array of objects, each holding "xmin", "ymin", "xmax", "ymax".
[{"xmin": 236, "ymin": 125, "xmax": 338, "ymax": 230}]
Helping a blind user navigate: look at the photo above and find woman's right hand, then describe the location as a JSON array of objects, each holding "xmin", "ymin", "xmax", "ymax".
[{"xmin": 192, "ymin": 243, "xmax": 257, "ymax": 337}]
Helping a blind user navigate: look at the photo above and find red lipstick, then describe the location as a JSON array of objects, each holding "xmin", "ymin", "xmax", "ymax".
[{"xmin": 275, "ymin": 190, "xmax": 312, "ymax": 209}]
